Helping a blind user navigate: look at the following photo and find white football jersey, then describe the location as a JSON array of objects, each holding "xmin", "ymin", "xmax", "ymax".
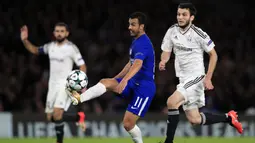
[
  {"xmin": 39, "ymin": 41, "xmax": 85, "ymax": 84},
  {"xmin": 161, "ymin": 24, "xmax": 215, "ymax": 79}
]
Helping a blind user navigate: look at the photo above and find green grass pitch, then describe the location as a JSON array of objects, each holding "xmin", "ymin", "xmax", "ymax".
[{"xmin": 0, "ymin": 137, "xmax": 254, "ymax": 143}]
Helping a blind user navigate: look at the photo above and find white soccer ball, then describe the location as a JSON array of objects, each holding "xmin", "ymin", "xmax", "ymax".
[{"xmin": 66, "ymin": 70, "xmax": 88, "ymax": 92}]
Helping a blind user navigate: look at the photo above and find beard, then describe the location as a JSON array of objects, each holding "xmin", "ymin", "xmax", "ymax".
[
  {"xmin": 130, "ymin": 30, "xmax": 139, "ymax": 37},
  {"xmin": 178, "ymin": 20, "xmax": 190, "ymax": 29},
  {"xmin": 56, "ymin": 36, "xmax": 66, "ymax": 43}
]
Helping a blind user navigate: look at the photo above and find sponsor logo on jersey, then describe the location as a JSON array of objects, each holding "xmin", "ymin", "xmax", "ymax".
[
  {"xmin": 50, "ymin": 58, "xmax": 64, "ymax": 62},
  {"xmin": 176, "ymin": 45, "xmax": 192, "ymax": 51}
]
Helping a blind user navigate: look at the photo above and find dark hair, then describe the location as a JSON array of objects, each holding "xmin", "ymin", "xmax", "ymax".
[
  {"xmin": 178, "ymin": 3, "xmax": 197, "ymax": 16},
  {"xmin": 129, "ymin": 12, "xmax": 147, "ymax": 29},
  {"xmin": 54, "ymin": 22, "xmax": 69, "ymax": 31}
]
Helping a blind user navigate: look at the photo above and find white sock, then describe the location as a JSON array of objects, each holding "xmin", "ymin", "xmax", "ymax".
[
  {"xmin": 80, "ymin": 82, "xmax": 107, "ymax": 102},
  {"xmin": 128, "ymin": 125, "xmax": 143, "ymax": 143}
]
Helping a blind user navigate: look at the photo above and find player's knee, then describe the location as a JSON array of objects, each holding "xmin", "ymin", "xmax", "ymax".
[
  {"xmin": 99, "ymin": 78, "xmax": 111, "ymax": 89},
  {"xmin": 167, "ymin": 91, "xmax": 185, "ymax": 109},
  {"xmin": 167, "ymin": 96, "xmax": 178, "ymax": 109},
  {"xmin": 99, "ymin": 78, "xmax": 117, "ymax": 90},
  {"xmin": 123, "ymin": 120, "xmax": 135, "ymax": 131},
  {"xmin": 53, "ymin": 110, "xmax": 63, "ymax": 121},
  {"xmin": 99, "ymin": 78, "xmax": 107, "ymax": 84}
]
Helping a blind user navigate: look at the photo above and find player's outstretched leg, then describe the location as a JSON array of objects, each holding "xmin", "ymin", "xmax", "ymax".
[
  {"xmin": 200, "ymin": 110, "xmax": 243, "ymax": 133},
  {"xmin": 123, "ymin": 111, "xmax": 143, "ymax": 143},
  {"xmin": 165, "ymin": 91, "xmax": 185, "ymax": 143},
  {"xmin": 79, "ymin": 78, "xmax": 118, "ymax": 102},
  {"xmin": 185, "ymin": 109, "xmax": 243, "ymax": 134}
]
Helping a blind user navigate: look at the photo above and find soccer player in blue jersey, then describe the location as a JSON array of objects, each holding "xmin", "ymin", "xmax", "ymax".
[{"xmin": 67, "ymin": 12, "xmax": 155, "ymax": 143}]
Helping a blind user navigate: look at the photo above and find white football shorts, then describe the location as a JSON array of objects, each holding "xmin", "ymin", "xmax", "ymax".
[
  {"xmin": 45, "ymin": 81, "xmax": 71, "ymax": 113},
  {"xmin": 176, "ymin": 75, "xmax": 205, "ymax": 111}
]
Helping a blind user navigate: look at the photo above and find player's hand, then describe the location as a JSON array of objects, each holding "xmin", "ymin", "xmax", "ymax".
[
  {"xmin": 20, "ymin": 25, "xmax": 28, "ymax": 41},
  {"xmin": 203, "ymin": 77, "xmax": 214, "ymax": 90},
  {"xmin": 116, "ymin": 79, "xmax": 128, "ymax": 94},
  {"xmin": 159, "ymin": 61, "xmax": 166, "ymax": 71}
]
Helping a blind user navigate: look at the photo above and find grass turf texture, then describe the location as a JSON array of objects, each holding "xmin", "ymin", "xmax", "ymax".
[{"xmin": 0, "ymin": 137, "xmax": 254, "ymax": 143}]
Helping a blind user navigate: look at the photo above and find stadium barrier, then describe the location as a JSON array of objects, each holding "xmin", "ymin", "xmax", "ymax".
[
  {"xmin": 9, "ymin": 113, "xmax": 255, "ymax": 138},
  {"xmin": 0, "ymin": 112, "xmax": 12, "ymax": 138}
]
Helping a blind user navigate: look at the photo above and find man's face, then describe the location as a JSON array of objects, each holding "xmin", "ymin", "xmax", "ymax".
[
  {"xmin": 177, "ymin": 8, "xmax": 194, "ymax": 28},
  {"xmin": 128, "ymin": 18, "xmax": 143, "ymax": 37},
  {"xmin": 54, "ymin": 26, "xmax": 69, "ymax": 43}
]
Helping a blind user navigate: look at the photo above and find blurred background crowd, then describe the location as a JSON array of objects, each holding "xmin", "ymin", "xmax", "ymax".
[{"xmin": 0, "ymin": 0, "xmax": 254, "ymax": 115}]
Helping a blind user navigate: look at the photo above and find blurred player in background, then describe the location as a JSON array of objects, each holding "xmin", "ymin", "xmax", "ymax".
[
  {"xmin": 67, "ymin": 12, "xmax": 155, "ymax": 143},
  {"xmin": 159, "ymin": 3, "xmax": 243, "ymax": 143},
  {"xmin": 20, "ymin": 22, "xmax": 86, "ymax": 143}
]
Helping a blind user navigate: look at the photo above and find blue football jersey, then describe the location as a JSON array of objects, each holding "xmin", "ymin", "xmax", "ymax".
[{"xmin": 129, "ymin": 34, "xmax": 155, "ymax": 81}]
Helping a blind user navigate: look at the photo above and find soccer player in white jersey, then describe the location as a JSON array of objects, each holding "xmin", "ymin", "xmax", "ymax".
[
  {"xmin": 159, "ymin": 3, "xmax": 243, "ymax": 143},
  {"xmin": 20, "ymin": 22, "xmax": 86, "ymax": 143}
]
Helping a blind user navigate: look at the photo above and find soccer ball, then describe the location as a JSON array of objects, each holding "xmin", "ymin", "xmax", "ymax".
[{"xmin": 66, "ymin": 70, "xmax": 88, "ymax": 92}]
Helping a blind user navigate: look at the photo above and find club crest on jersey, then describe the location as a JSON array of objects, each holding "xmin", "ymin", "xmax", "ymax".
[{"xmin": 188, "ymin": 36, "xmax": 192, "ymax": 42}]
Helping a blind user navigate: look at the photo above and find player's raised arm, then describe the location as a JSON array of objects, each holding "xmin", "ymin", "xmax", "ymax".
[
  {"xmin": 20, "ymin": 25, "xmax": 40, "ymax": 55},
  {"xmin": 114, "ymin": 62, "xmax": 131, "ymax": 79}
]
